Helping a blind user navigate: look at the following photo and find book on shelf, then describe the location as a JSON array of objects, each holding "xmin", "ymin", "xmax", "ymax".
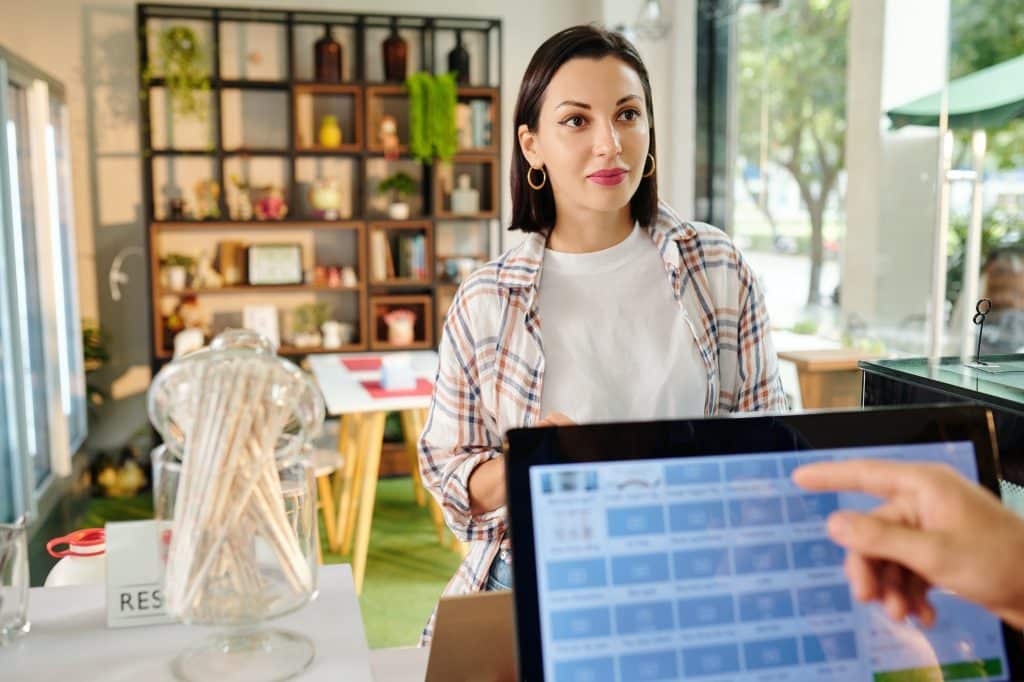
[
  {"xmin": 398, "ymin": 234, "xmax": 427, "ymax": 280},
  {"xmin": 456, "ymin": 100, "xmax": 491, "ymax": 149},
  {"xmin": 456, "ymin": 103, "xmax": 472, "ymax": 149},
  {"xmin": 370, "ymin": 230, "xmax": 395, "ymax": 281},
  {"xmin": 470, "ymin": 100, "xmax": 491, "ymax": 148}
]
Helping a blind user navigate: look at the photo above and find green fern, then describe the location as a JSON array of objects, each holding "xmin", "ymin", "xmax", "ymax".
[
  {"xmin": 431, "ymin": 73, "xmax": 458, "ymax": 162},
  {"xmin": 405, "ymin": 72, "xmax": 457, "ymax": 163},
  {"xmin": 406, "ymin": 73, "xmax": 432, "ymax": 162}
]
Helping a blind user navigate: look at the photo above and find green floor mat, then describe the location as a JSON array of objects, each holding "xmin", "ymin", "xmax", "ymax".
[{"xmin": 76, "ymin": 476, "xmax": 460, "ymax": 649}]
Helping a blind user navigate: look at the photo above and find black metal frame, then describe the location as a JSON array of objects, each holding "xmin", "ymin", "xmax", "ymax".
[
  {"xmin": 137, "ymin": 3, "xmax": 502, "ymax": 365},
  {"xmin": 694, "ymin": 0, "xmax": 731, "ymax": 230}
]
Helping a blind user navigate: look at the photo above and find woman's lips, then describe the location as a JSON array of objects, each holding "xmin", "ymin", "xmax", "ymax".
[{"xmin": 587, "ymin": 169, "xmax": 627, "ymax": 186}]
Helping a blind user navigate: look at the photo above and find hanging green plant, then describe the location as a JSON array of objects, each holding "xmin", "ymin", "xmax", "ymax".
[
  {"xmin": 145, "ymin": 25, "xmax": 211, "ymax": 120},
  {"xmin": 430, "ymin": 72, "xmax": 458, "ymax": 162},
  {"xmin": 405, "ymin": 72, "xmax": 458, "ymax": 163},
  {"xmin": 406, "ymin": 72, "xmax": 432, "ymax": 163}
]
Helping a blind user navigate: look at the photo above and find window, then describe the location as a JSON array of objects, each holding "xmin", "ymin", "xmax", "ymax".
[{"xmin": 0, "ymin": 48, "xmax": 85, "ymax": 523}]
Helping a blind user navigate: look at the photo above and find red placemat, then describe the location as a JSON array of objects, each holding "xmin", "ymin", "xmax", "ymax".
[
  {"xmin": 360, "ymin": 378, "xmax": 433, "ymax": 399},
  {"xmin": 342, "ymin": 357, "xmax": 382, "ymax": 372}
]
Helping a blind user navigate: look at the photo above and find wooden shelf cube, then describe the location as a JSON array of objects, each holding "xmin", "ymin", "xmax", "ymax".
[
  {"xmin": 369, "ymin": 294, "xmax": 433, "ymax": 350},
  {"xmin": 368, "ymin": 221, "xmax": 433, "ymax": 285},
  {"xmin": 455, "ymin": 87, "xmax": 498, "ymax": 154},
  {"xmin": 366, "ymin": 85, "xmax": 410, "ymax": 154},
  {"xmin": 293, "ymin": 84, "xmax": 363, "ymax": 152},
  {"xmin": 433, "ymin": 155, "xmax": 498, "ymax": 219}
]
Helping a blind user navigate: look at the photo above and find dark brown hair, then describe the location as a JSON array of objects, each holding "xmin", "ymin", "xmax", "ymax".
[{"xmin": 509, "ymin": 25, "xmax": 658, "ymax": 232}]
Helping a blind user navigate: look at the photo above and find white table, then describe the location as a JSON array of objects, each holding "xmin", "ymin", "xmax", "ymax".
[
  {"xmin": 306, "ymin": 352, "xmax": 454, "ymax": 594},
  {"xmin": 308, "ymin": 351, "xmax": 439, "ymax": 415},
  {"xmin": 2, "ymin": 564, "xmax": 429, "ymax": 681}
]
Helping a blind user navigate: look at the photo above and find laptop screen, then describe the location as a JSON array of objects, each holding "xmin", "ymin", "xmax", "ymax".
[{"xmin": 527, "ymin": 440, "xmax": 1010, "ymax": 682}]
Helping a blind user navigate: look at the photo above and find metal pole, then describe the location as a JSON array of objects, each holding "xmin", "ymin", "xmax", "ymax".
[
  {"xmin": 928, "ymin": 124, "xmax": 953, "ymax": 365},
  {"xmin": 959, "ymin": 129, "xmax": 987, "ymax": 362}
]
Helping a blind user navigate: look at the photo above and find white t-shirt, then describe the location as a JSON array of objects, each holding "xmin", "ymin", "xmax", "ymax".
[{"xmin": 537, "ymin": 224, "xmax": 708, "ymax": 423}]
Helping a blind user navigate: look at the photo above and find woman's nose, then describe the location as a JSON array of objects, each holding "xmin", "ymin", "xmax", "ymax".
[{"xmin": 593, "ymin": 120, "xmax": 622, "ymax": 156}]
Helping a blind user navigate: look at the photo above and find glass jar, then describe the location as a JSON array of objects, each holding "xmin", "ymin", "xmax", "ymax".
[
  {"xmin": 0, "ymin": 517, "xmax": 30, "ymax": 645},
  {"xmin": 148, "ymin": 329, "xmax": 325, "ymax": 681}
]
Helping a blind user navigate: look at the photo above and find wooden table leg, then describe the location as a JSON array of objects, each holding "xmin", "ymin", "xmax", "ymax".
[
  {"xmin": 350, "ymin": 410, "xmax": 387, "ymax": 595},
  {"xmin": 332, "ymin": 414, "xmax": 358, "ymax": 552},
  {"xmin": 400, "ymin": 410, "xmax": 427, "ymax": 507},
  {"xmin": 341, "ymin": 414, "xmax": 369, "ymax": 555},
  {"xmin": 316, "ymin": 473, "xmax": 337, "ymax": 560}
]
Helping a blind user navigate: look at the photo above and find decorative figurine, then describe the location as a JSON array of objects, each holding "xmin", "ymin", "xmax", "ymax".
[
  {"xmin": 193, "ymin": 250, "xmax": 223, "ymax": 289},
  {"xmin": 229, "ymin": 175, "xmax": 254, "ymax": 221},
  {"xmin": 253, "ymin": 186, "xmax": 288, "ymax": 221},
  {"xmin": 168, "ymin": 197, "xmax": 187, "ymax": 221},
  {"xmin": 194, "ymin": 179, "xmax": 221, "ymax": 220},
  {"xmin": 450, "ymin": 173, "xmax": 480, "ymax": 215},
  {"xmin": 309, "ymin": 177, "xmax": 343, "ymax": 220},
  {"xmin": 379, "ymin": 114, "xmax": 400, "ymax": 160},
  {"xmin": 318, "ymin": 114, "xmax": 342, "ymax": 148}
]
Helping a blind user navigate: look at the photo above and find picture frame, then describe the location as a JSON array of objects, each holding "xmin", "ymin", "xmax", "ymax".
[
  {"xmin": 247, "ymin": 244, "xmax": 303, "ymax": 285},
  {"xmin": 242, "ymin": 304, "xmax": 281, "ymax": 349}
]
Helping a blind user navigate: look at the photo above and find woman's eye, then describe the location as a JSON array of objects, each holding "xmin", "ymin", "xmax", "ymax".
[
  {"xmin": 562, "ymin": 115, "xmax": 586, "ymax": 128},
  {"xmin": 619, "ymin": 108, "xmax": 642, "ymax": 122}
]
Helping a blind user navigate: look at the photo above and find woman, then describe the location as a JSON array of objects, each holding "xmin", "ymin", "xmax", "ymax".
[{"xmin": 418, "ymin": 24, "xmax": 786, "ymax": 642}]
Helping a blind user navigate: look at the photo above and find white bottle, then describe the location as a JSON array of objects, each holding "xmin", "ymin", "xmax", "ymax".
[
  {"xmin": 450, "ymin": 173, "xmax": 480, "ymax": 215},
  {"xmin": 45, "ymin": 528, "xmax": 106, "ymax": 587}
]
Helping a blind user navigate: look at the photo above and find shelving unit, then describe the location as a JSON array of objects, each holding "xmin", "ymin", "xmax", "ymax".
[{"xmin": 138, "ymin": 4, "xmax": 502, "ymax": 364}]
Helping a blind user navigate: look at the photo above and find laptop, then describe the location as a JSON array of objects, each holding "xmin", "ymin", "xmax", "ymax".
[{"xmin": 505, "ymin": 404, "xmax": 1024, "ymax": 681}]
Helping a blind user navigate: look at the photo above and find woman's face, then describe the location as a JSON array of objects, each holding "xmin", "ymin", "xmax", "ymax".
[{"xmin": 519, "ymin": 56, "xmax": 650, "ymax": 217}]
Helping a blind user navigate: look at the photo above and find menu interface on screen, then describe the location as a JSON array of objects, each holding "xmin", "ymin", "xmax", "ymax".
[{"xmin": 528, "ymin": 442, "xmax": 1009, "ymax": 682}]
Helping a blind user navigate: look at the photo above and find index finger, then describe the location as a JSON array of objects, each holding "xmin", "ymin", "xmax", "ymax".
[{"xmin": 792, "ymin": 459, "xmax": 924, "ymax": 500}]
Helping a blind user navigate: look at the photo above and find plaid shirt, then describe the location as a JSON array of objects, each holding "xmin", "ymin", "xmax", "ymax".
[{"xmin": 418, "ymin": 201, "xmax": 787, "ymax": 643}]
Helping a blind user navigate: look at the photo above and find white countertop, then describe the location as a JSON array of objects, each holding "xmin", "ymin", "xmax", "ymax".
[{"xmin": 3, "ymin": 564, "xmax": 428, "ymax": 681}]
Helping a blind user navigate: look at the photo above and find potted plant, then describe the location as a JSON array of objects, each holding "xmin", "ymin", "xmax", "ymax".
[
  {"xmin": 384, "ymin": 308, "xmax": 417, "ymax": 346},
  {"xmin": 378, "ymin": 171, "xmax": 417, "ymax": 220},
  {"xmin": 143, "ymin": 25, "xmax": 211, "ymax": 120},
  {"xmin": 291, "ymin": 302, "xmax": 331, "ymax": 348},
  {"xmin": 161, "ymin": 253, "xmax": 195, "ymax": 291},
  {"xmin": 81, "ymin": 320, "xmax": 109, "ymax": 419}
]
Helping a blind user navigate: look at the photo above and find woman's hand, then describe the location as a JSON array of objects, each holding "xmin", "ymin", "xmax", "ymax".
[
  {"xmin": 793, "ymin": 459, "xmax": 1024, "ymax": 628},
  {"xmin": 534, "ymin": 412, "xmax": 574, "ymax": 428},
  {"xmin": 467, "ymin": 412, "xmax": 575, "ymax": 515}
]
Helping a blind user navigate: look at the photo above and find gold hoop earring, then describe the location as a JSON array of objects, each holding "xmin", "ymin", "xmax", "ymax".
[
  {"xmin": 527, "ymin": 166, "xmax": 547, "ymax": 190},
  {"xmin": 643, "ymin": 153, "xmax": 656, "ymax": 178}
]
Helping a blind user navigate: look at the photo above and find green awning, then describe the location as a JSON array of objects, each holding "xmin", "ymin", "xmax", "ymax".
[{"xmin": 887, "ymin": 53, "xmax": 1024, "ymax": 129}]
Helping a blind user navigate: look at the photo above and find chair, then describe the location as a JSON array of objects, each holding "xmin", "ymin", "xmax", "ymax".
[{"xmin": 312, "ymin": 448, "xmax": 343, "ymax": 564}]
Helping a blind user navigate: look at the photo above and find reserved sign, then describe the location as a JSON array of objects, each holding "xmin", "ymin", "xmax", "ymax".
[{"xmin": 105, "ymin": 520, "xmax": 174, "ymax": 628}]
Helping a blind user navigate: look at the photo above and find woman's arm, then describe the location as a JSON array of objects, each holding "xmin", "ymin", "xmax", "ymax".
[
  {"xmin": 466, "ymin": 411, "xmax": 573, "ymax": 514},
  {"xmin": 418, "ymin": 288, "xmax": 506, "ymax": 540},
  {"xmin": 732, "ymin": 252, "xmax": 788, "ymax": 412}
]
